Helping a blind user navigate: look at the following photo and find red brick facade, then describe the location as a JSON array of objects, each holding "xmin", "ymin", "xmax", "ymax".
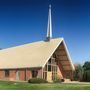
[
  {"xmin": 0, "ymin": 69, "xmax": 42, "ymax": 81},
  {"xmin": 57, "ymin": 63, "xmax": 73, "ymax": 80},
  {"xmin": 9, "ymin": 70, "xmax": 16, "ymax": 81},
  {"xmin": 0, "ymin": 70, "xmax": 5, "ymax": 79},
  {"xmin": 0, "ymin": 67, "xmax": 73, "ymax": 81},
  {"xmin": 0, "ymin": 69, "xmax": 32, "ymax": 81}
]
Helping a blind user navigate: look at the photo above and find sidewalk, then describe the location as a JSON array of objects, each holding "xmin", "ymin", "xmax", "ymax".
[{"xmin": 63, "ymin": 80, "xmax": 90, "ymax": 84}]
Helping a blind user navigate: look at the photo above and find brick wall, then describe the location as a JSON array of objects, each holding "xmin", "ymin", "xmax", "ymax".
[
  {"xmin": 0, "ymin": 68, "xmax": 42, "ymax": 81},
  {"xmin": 9, "ymin": 70, "xmax": 16, "ymax": 81},
  {"xmin": 0, "ymin": 70, "xmax": 5, "ymax": 79},
  {"xmin": 37, "ymin": 69, "xmax": 42, "ymax": 78},
  {"xmin": 57, "ymin": 63, "xmax": 73, "ymax": 80},
  {"xmin": 57, "ymin": 66, "xmax": 63, "ymax": 79},
  {"xmin": 19, "ymin": 69, "xmax": 25, "ymax": 81},
  {"xmin": 57, "ymin": 63, "xmax": 65, "ymax": 79},
  {"xmin": 26, "ymin": 69, "xmax": 32, "ymax": 80}
]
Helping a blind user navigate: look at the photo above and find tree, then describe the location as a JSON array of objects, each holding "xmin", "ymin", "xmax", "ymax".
[
  {"xmin": 83, "ymin": 61, "xmax": 90, "ymax": 70},
  {"xmin": 83, "ymin": 61, "xmax": 90, "ymax": 82},
  {"xmin": 74, "ymin": 64, "xmax": 83, "ymax": 81}
]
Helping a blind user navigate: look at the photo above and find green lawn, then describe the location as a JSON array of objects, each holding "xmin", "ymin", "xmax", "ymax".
[{"xmin": 0, "ymin": 81, "xmax": 90, "ymax": 90}]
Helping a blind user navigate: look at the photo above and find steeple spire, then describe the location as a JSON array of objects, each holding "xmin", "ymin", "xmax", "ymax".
[{"xmin": 46, "ymin": 5, "xmax": 52, "ymax": 41}]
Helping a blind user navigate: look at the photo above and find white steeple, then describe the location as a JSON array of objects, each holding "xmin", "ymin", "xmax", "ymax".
[{"xmin": 46, "ymin": 5, "xmax": 52, "ymax": 41}]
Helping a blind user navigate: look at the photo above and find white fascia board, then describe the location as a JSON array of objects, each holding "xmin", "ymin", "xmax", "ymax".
[
  {"xmin": 62, "ymin": 40, "xmax": 75, "ymax": 71},
  {"xmin": 42, "ymin": 38, "xmax": 63, "ymax": 68}
]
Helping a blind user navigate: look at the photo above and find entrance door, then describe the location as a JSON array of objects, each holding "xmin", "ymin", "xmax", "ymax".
[
  {"xmin": 16, "ymin": 70, "xmax": 20, "ymax": 81},
  {"xmin": 47, "ymin": 72, "xmax": 52, "ymax": 82}
]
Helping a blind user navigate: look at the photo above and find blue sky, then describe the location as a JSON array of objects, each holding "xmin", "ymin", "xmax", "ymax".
[{"xmin": 0, "ymin": 0, "xmax": 90, "ymax": 64}]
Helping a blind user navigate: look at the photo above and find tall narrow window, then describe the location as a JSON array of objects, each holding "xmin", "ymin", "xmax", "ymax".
[
  {"xmin": 5, "ymin": 70, "xmax": 9, "ymax": 77},
  {"xmin": 48, "ymin": 65, "xmax": 51, "ymax": 71},
  {"xmin": 32, "ymin": 70, "xmax": 38, "ymax": 78},
  {"xmin": 48, "ymin": 59, "xmax": 51, "ymax": 71}
]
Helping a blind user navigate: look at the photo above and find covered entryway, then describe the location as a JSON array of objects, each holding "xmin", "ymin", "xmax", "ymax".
[
  {"xmin": 43, "ymin": 58, "xmax": 57, "ymax": 82},
  {"xmin": 54, "ymin": 41, "xmax": 74, "ymax": 80},
  {"xmin": 43, "ymin": 41, "xmax": 75, "ymax": 82}
]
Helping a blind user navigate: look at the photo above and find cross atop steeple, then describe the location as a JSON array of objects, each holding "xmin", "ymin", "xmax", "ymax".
[{"xmin": 46, "ymin": 5, "xmax": 52, "ymax": 41}]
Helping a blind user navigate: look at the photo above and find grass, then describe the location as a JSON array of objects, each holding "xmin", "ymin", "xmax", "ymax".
[{"xmin": 0, "ymin": 81, "xmax": 89, "ymax": 90}]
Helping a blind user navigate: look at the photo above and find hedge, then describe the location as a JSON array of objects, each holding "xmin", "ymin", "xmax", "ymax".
[{"xmin": 28, "ymin": 78, "xmax": 48, "ymax": 83}]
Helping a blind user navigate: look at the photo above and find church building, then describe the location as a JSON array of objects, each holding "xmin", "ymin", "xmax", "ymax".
[{"xmin": 0, "ymin": 5, "xmax": 75, "ymax": 82}]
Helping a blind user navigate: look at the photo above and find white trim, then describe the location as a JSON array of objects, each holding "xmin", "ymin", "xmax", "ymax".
[
  {"xmin": 41, "ymin": 67, "xmax": 43, "ymax": 79},
  {"xmin": 42, "ymin": 38, "xmax": 75, "ymax": 71},
  {"xmin": 42, "ymin": 38, "xmax": 63, "ymax": 68},
  {"xmin": 62, "ymin": 40, "xmax": 75, "ymax": 71}
]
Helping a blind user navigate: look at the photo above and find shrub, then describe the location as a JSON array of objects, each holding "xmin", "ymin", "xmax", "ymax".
[
  {"xmin": 28, "ymin": 78, "xmax": 48, "ymax": 83},
  {"xmin": 61, "ymin": 79, "xmax": 65, "ymax": 82}
]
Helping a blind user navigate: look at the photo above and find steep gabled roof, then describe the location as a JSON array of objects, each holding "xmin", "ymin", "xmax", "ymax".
[
  {"xmin": 0, "ymin": 38, "xmax": 62, "ymax": 69},
  {"xmin": 0, "ymin": 38, "xmax": 75, "ymax": 70}
]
